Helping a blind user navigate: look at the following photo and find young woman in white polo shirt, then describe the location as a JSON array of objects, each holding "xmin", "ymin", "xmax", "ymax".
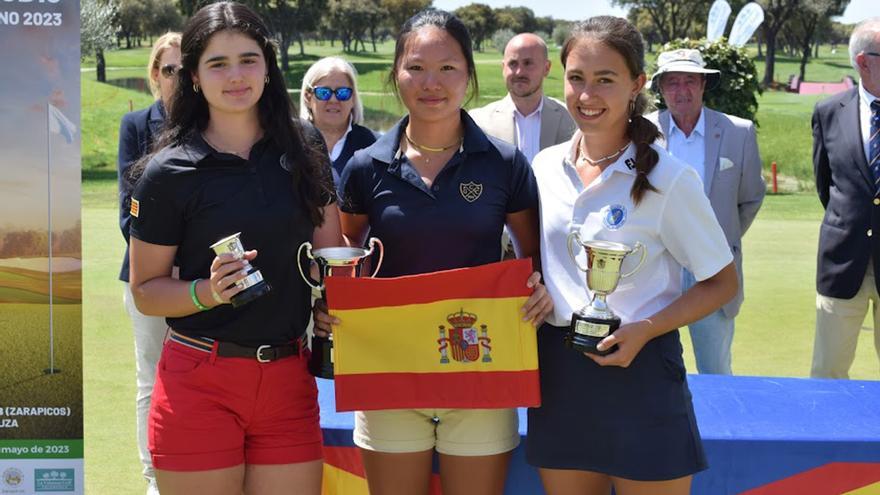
[{"xmin": 526, "ymin": 16, "xmax": 738, "ymax": 495}]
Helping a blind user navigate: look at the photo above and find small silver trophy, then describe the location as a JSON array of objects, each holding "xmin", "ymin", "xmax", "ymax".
[
  {"xmin": 297, "ymin": 238, "xmax": 384, "ymax": 378},
  {"xmin": 566, "ymin": 232, "xmax": 646, "ymax": 355},
  {"xmin": 210, "ymin": 232, "xmax": 271, "ymax": 308}
]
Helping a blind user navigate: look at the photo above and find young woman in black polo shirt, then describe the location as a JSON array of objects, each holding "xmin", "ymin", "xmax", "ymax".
[
  {"xmin": 315, "ymin": 9, "xmax": 553, "ymax": 495},
  {"xmin": 128, "ymin": 3, "xmax": 340, "ymax": 494}
]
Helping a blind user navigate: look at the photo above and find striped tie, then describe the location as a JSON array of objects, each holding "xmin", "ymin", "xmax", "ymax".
[{"xmin": 871, "ymin": 100, "xmax": 880, "ymax": 192}]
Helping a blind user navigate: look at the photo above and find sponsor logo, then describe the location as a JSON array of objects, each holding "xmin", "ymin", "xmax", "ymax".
[
  {"xmin": 34, "ymin": 469, "xmax": 74, "ymax": 492},
  {"xmin": 2, "ymin": 468, "xmax": 23, "ymax": 488}
]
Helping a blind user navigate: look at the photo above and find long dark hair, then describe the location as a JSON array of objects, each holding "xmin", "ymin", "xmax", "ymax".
[
  {"xmin": 561, "ymin": 16, "xmax": 660, "ymax": 206},
  {"xmin": 133, "ymin": 1, "xmax": 332, "ymax": 226},
  {"xmin": 387, "ymin": 8, "xmax": 479, "ymax": 105}
]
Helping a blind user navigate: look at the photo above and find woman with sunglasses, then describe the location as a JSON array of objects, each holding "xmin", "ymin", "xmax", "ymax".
[
  {"xmin": 128, "ymin": 3, "xmax": 340, "ymax": 493},
  {"xmin": 314, "ymin": 9, "xmax": 553, "ymax": 495},
  {"xmin": 299, "ymin": 56, "xmax": 377, "ymax": 183},
  {"xmin": 116, "ymin": 30, "xmax": 181, "ymax": 495}
]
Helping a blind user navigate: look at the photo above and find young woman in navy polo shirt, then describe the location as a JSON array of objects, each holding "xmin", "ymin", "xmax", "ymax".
[
  {"xmin": 128, "ymin": 3, "xmax": 340, "ymax": 494},
  {"xmin": 314, "ymin": 9, "xmax": 552, "ymax": 495},
  {"xmin": 527, "ymin": 17, "xmax": 738, "ymax": 495}
]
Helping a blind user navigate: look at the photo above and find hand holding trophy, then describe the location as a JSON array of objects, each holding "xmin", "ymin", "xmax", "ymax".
[
  {"xmin": 566, "ymin": 232, "xmax": 646, "ymax": 356},
  {"xmin": 210, "ymin": 232, "xmax": 272, "ymax": 307},
  {"xmin": 297, "ymin": 238, "xmax": 383, "ymax": 378}
]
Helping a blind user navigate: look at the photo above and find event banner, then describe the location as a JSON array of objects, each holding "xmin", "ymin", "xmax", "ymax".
[{"xmin": 0, "ymin": 0, "xmax": 84, "ymax": 494}]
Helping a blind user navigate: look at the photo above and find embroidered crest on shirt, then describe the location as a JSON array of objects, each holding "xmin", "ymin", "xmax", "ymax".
[
  {"xmin": 602, "ymin": 204, "xmax": 627, "ymax": 230},
  {"xmin": 437, "ymin": 309, "xmax": 492, "ymax": 364},
  {"xmin": 130, "ymin": 198, "xmax": 140, "ymax": 218},
  {"xmin": 459, "ymin": 182, "xmax": 483, "ymax": 202}
]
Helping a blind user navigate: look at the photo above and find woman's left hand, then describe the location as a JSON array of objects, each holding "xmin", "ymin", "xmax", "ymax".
[
  {"xmin": 587, "ymin": 319, "xmax": 653, "ymax": 368},
  {"xmin": 521, "ymin": 271, "xmax": 553, "ymax": 327}
]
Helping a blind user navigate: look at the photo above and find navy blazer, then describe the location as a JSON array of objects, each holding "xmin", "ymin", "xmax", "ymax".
[
  {"xmin": 813, "ymin": 87, "xmax": 880, "ymax": 298},
  {"xmin": 330, "ymin": 123, "xmax": 378, "ymax": 184},
  {"xmin": 117, "ymin": 100, "xmax": 165, "ymax": 282}
]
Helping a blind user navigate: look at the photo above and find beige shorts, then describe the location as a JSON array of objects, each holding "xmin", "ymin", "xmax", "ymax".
[{"xmin": 353, "ymin": 408, "xmax": 520, "ymax": 456}]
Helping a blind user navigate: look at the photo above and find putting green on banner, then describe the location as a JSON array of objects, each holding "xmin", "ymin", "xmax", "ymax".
[{"xmin": 326, "ymin": 259, "xmax": 540, "ymax": 412}]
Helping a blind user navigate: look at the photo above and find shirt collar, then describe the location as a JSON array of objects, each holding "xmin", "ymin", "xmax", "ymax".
[
  {"xmin": 859, "ymin": 80, "xmax": 878, "ymax": 107},
  {"xmin": 514, "ymin": 97, "xmax": 544, "ymax": 119},
  {"xmin": 176, "ymin": 131, "xmax": 271, "ymax": 165},
  {"xmin": 564, "ymin": 130, "xmax": 637, "ymax": 177},
  {"xmin": 669, "ymin": 107, "xmax": 705, "ymax": 138},
  {"xmin": 149, "ymin": 100, "xmax": 166, "ymax": 123},
  {"xmin": 368, "ymin": 109, "xmax": 491, "ymax": 168}
]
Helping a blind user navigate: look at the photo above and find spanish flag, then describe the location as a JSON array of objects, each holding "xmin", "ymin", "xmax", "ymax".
[{"xmin": 325, "ymin": 259, "xmax": 540, "ymax": 412}]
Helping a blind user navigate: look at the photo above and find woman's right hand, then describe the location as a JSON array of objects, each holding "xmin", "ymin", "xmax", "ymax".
[
  {"xmin": 208, "ymin": 250, "xmax": 258, "ymax": 305},
  {"xmin": 312, "ymin": 298, "xmax": 339, "ymax": 337}
]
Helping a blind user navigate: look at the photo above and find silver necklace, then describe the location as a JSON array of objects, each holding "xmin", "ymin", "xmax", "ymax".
[
  {"xmin": 202, "ymin": 132, "xmax": 252, "ymax": 159},
  {"xmin": 578, "ymin": 141, "xmax": 629, "ymax": 166}
]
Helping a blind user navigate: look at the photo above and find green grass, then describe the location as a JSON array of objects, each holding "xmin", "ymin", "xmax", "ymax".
[{"xmin": 0, "ymin": 303, "xmax": 83, "ymax": 439}]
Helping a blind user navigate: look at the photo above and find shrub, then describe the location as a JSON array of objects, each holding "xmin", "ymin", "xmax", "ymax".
[{"xmin": 491, "ymin": 28, "xmax": 516, "ymax": 54}]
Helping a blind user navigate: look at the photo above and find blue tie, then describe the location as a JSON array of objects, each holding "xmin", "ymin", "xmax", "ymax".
[{"xmin": 871, "ymin": 100, "xmax": 880, "ymax": 191}]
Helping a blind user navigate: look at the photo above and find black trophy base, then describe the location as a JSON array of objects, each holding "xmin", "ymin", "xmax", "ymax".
[
  {"xmin": 231, "ymin": 279, "xmax": 271, "ymax": 308},
  {"xmin": 566, "ymin": 314, "xmax": 620, "ymax": 356},
  {"xmin": 308, "ymin": 335, "xmax": 334, "ymax": 379}
]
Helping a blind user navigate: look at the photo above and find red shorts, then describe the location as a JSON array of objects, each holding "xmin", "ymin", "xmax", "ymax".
[{"xmin": 148, "ymin": 339, "xmax": 323, "ymax": 471}]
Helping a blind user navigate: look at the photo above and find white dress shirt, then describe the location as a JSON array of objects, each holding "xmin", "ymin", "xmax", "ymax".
[
  {"xmin": 514, "ymin": 98, "xmax": 544, "ymax": 163},
  {"xmin": 532, "ymin": 132, "xmax": 732, "ymax": 327},
  {"xmin": 860, "ymin": 81, "xmax": 878, "ymax": 163},
  {"xmin": 666, "ymin": 108, "xmax": 707, "ymax": 187},
  {"xmin": 329, "ymin": 120, "xmax": 354, "ymax": 162}
]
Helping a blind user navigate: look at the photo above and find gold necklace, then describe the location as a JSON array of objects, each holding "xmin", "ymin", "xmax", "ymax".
[
  {"xmin": 578, "ymin": 140, "xmax": 630, "ymax": 166},
  {"xmin": 202, "ymin": 132, "xmax": 252, "ymax": 159},
  {"xmin": 404, "ymin": 132, "xmax": 462, "ymax": 153}
]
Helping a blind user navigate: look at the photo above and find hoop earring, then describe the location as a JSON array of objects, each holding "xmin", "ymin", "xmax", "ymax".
[
  {"xmin": 264, "ymin": 75, "xmax": 270, "ymax": 85},
  {"xmin": 193, "ymin": 83, "xmax": 200, "ymax": 94}
]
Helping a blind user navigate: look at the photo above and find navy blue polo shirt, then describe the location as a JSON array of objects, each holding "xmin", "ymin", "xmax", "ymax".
[
  {"xmin": 338, "ymin": 110, "xmax": 538, "ymax": 277},
  {"xmin": 130, "ymin": 132, "xmax": 333, "ymax": 345}
]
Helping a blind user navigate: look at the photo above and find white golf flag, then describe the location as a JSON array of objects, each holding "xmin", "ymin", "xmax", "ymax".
[{"xmin": 48, "ymin": 103, "xmax": 77, "ymax": 144}]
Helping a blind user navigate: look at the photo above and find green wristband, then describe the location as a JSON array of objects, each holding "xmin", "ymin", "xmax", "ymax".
[{"xmin": 190, "ymin": 279, "xmax": 210, "ymax": 311}]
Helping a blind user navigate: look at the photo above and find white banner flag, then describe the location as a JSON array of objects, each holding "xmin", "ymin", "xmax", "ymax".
[
  {"xmin": 728, "ymin": 2, "xmax": 765, "ymax": 47},
  {"xmin": 707, "ymin": 0, "xmax": 732, "ymax": 42}
]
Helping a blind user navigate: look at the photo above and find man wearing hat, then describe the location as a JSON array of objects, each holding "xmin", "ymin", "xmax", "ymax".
[{"xmin": 647, "ymin": 48, "xmax": 766, "ymax": 375}]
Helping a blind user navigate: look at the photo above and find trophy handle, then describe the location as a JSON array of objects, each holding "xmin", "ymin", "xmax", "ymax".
[
  {"xmin": 566, "ymin": 232, "xmax": 589, "ymax": 273},
  {"xmin": 364, "ymin": 237, "xmax": 384, "ymax": 278},
  {"xmin": 296, "ymin": 241, "xmax": 323, "ymax": 290},
  {"xmin": 620, "ymin": 241, "xmax": 647, "ymax": 279}
]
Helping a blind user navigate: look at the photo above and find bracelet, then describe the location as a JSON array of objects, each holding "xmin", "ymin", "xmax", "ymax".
[{"xmin": 189, "ymin": 279, "xmax": 210, "ymax": 311}]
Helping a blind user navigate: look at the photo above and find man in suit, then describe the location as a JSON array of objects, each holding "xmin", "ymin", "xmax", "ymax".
[
  {"xmin": 647, "ymin": 49, "xmax": 765, "ymax": 375},
  {"xmin": 811, "ymin": 18, "xmax": 880, "ymax": 379},
  {"xmin": 469, "ymin": 33, "xmax": 576, "ymax": 163}
]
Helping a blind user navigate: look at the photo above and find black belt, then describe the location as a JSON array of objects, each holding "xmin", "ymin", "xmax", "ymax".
[{"xmin": 169, "ymin": 329, "xmax": 303, "ymax": 363}]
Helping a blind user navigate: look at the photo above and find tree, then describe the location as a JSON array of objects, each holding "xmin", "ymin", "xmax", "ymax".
[
  {"xmin": 551, "ymin": 22, "xmax": 572, "ymax": 48},
  {"xmin": 143, "ymin": 0, "xmax": 185, "ymax": 38},
  {"xmin": 783, "ymin": 0, "xmax": 848, "ymax": 81},
  {"xmin": 382, "ymin": 0, "xmax": 431, "ymax": 35},
  {"xmin": 116, "ymin": 0, "xmax": 147, "ymax": 49},
  {"xmin": 758, "ymin": 0, "xmax": 800, "ymax": 87},
  {"xmin": 612, "ymin": 0, "xmax": 710, "ymax": 43},
  {"xmin": 491, "ymin": 28, "xmax": 515, "ymax": 54},
  {"xmin": 534, "ymin": 15, "xmax": 555, "ymax": 36},
  {"xmin": 654, "ymin": 38, "xmax": 763, "ymax": 124},
  {"xmin": 454, "ymin": 3, "xmax": 496, "ymax": 51},
  {"xmin": 494, "ymin": 6, "xmax": 536, "ymax": 34},
  {"xmin": 81, "ymin": 0, "xmax": 118, "ymax": 82},
  {"xmin": 327, "ymin": 0, "xmax": 383, "ymax": 52},
  {"xmin": 627, "ymin": 6, "xmax": 661, "ymax": 52}
]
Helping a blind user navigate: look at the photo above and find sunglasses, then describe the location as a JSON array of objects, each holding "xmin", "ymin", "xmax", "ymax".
[
  {"xmin": 865, "ymin": 52, "xmax": 880, "ymax": 57},
  {"xmin": 160, "ymin": 64, "xmax": 181, "ymax": 78},
  {"xmin": 310, "ymin": 85, "xmax": 353, "ymax": 102}
]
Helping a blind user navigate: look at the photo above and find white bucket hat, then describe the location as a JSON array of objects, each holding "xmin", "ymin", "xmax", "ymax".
[{"xmin": 649, "ymin": 48, "xmax": 721, "ymax": 91}]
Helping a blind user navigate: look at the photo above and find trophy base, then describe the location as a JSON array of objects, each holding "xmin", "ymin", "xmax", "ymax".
[
  {"xmin": 231, "ymin": 280, "xmax": 272, "ymax": 308},
  {"xmin": 308, "ymin": 335, "xmax": 334, "ymax": 379},
  {"xmin": 566, "ymin": 314, "xmax": 620, "ymax": 356}
]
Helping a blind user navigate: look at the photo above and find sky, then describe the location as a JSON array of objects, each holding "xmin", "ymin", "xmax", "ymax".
[{"xmin": 432, "ymin": 0, "xmax": 876, "ymax": 25}]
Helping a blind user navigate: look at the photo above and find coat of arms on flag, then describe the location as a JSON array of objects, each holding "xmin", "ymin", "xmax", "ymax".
[
  {"xmin": 438, "ymin": 309, "xmax": 491, "ymax": 364},
  {"xmin": 325, "ymin": 259, "xmax": 540, "ymax": 412}
]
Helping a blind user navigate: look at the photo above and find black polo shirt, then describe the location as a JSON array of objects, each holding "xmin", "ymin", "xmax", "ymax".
[
  {"xmin": 130, "ymin": 132, "xmax": 330, "ymax": 345},
  {"xmin": 338, "ymin": 110, "xmax": 538, "ymax": 277}
]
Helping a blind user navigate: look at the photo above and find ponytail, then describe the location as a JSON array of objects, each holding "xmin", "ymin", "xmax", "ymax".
[{"xmin": 627, "ymin": 92, "xmax": 660, "ymax": 206}]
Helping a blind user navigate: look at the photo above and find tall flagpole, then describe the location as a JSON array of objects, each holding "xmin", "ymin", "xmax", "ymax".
[{"xmin": 45, "ymin": 102, "xmax": 59, "ymax": 375}]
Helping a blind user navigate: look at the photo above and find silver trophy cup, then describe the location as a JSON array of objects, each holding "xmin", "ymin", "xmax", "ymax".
[
  {"xmin": 566, "ymin": 232, "xmax": 646, "ymax": 355},
  {"xmin": 296, "ymin": 237, "xmax": 384, "ymax": 378},
  {"xmin": 210, "ymin": 232, "xmax": 271, "ymax": 308}
]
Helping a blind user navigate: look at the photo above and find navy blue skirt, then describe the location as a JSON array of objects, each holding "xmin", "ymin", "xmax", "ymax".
[{"xmin": 526, "ymin": 323, "xmax": 707, "ymax": 481}]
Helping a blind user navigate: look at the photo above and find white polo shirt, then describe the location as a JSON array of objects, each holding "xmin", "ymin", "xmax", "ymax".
[{"xmin": 533, "ymin": 132, "xmax": 733, "ymax": 327}]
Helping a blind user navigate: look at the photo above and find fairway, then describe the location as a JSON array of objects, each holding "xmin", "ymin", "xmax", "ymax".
[{"xmin": 78, "ymin": 42, "xmax": 878, "ymax": 493}]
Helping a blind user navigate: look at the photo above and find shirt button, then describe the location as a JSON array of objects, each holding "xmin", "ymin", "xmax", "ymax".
[
  {"xmin": 432, "ymin": 185, "xmax": 440, "ymax": 192},
  {"xmin": 874, "ymin": 198, "xmax": 879, "ymax": 205},
  {"xmin": 869, "ymin": 229, "xmax": 874, "ymax": 237}
]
